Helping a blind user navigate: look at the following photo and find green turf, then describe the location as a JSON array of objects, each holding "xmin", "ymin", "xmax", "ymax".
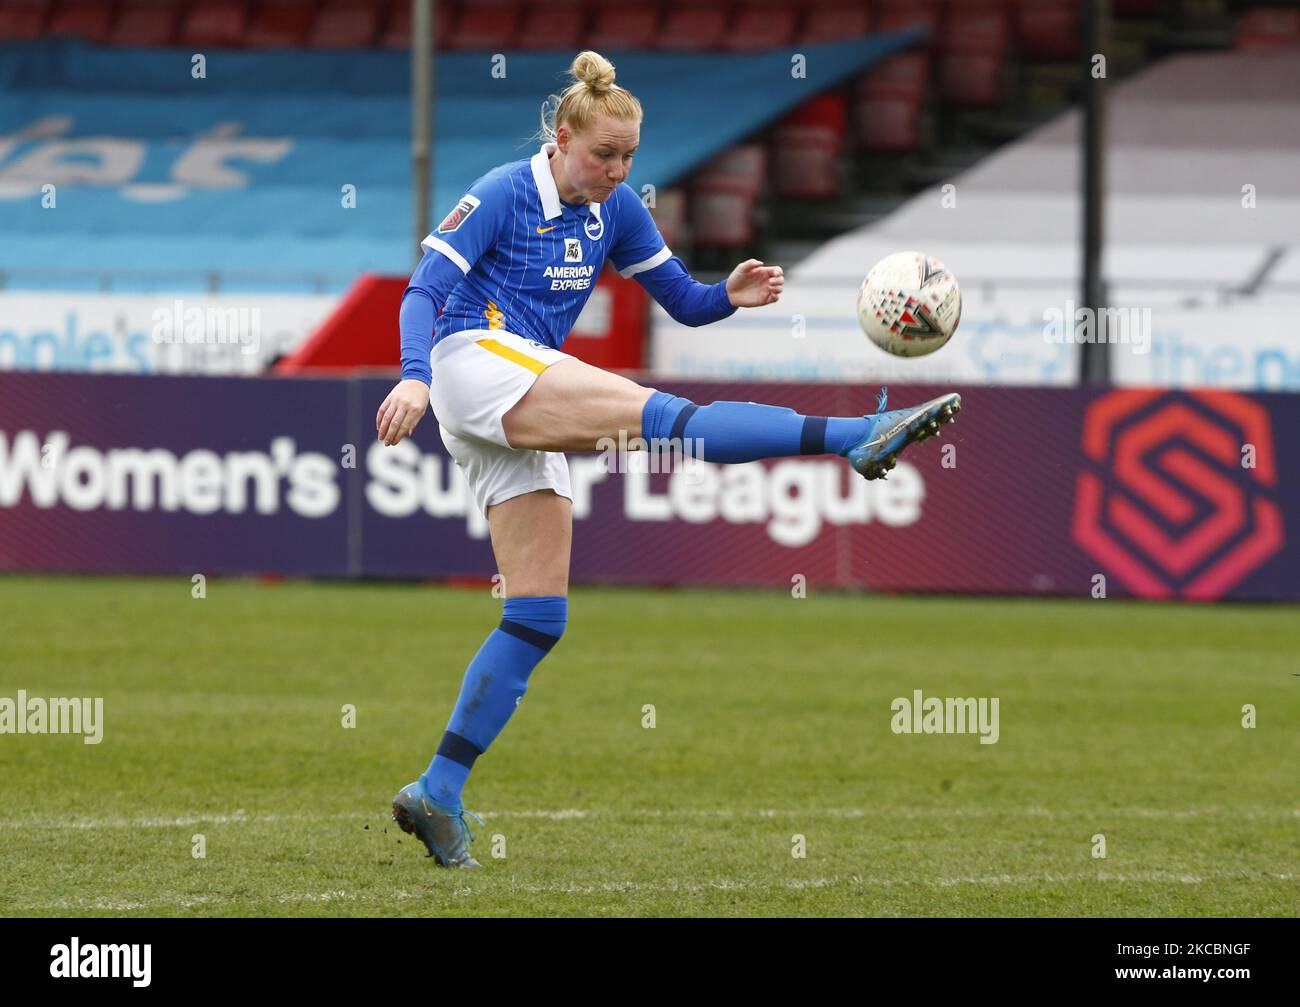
[{"xmin": 0, "ymin": 575, "xmax": 1295, "ymax": 917}]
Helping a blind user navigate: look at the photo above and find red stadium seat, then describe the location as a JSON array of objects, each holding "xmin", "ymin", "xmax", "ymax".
[
  {"xmin": 178, "ymin": 0, "xmax": 251, "ymax": 49},
  {"xmin": 692, "ymin": 144, "xmax": 769, "ymax": 200},
  {"xmin": 657, "ymin": 1, "xmax": 729, "ymax": 52},
  {"xmin": 308, "ymin": 0, "xmax": 381, "ymax": 48},
  {"xmin": 939, "ymin": 50, "xmax": 1005, "ymax": 106},
  {"xmin": 380, "ymin": 0, "xmax": 454, "ymax": 50},
  {"xmin": 690, "ymin": 186, "xmax": 755, "ymax": 249},
  {"xmin": 874, "ymin": 0, "xmax": 938, "ymax": 41},
  {"xmin": 771, "ymin": 125, "xmax": 841, "ymax": 199},
  {"xmin": 858, "ymin": 51, "xmax": 928, "ymax": 100},
  {"xmin": 772, "ymin": 94, "xmax": 846, "ymax": 199},
  {"xmin": 938, "ymin": 4, "xmax": 1008, "ymax": 107},
  {"xmin": 1018, "ymin": 0, "xmax": 1079, "ymax": 61},
  {"xmin": 0, "ymin": 0, "xmax": 50, "ymax": 42},
  {"xmin": 857, "ymin": 93, "xmax": 922, "ymax": 152},
  {"xmin": 799, "ymin": 0, "xmax": 870, "ymax": 45},
  {"xmin": 513, "ymin": 1, "xmax": 587, "ymax": 51},
  {"xmin": 855, "ymin": 52, "xmax": 927, "ymax": 153},
  {"xmin": 47, "ymin": 0, "xmax": 115, "ymax": 42},
  {"xmin": 648, "ymin": 187, "xmax": 688, "ymax": 251},
  {"xmin": 246, "ymin": 0, "xmax": 317, "ymax": 49},
  {"xmin": 108, "ymin": 0, "xmax": 183, "ymax": 46},
  {"xmin": 782, "ymin": 92, "xmax": 848, "ymax": 134},
  {"xmin": 724, "ymin": 0, "xmax": 798, "ymax": 51},
  {"xmin": 585, "ymin": 8, "xmax": 658, "ymax": 50},
  {"xmin": 446, "ymin": 0, "xmax": 518, "ymax": 51},
  {"xmin": 1235, "ymin": 7, "xmax": 1300, "ymax": 49},
  {"xmin": 941, "ymin": 4, "xmax": 1010, "ymax": 54}
]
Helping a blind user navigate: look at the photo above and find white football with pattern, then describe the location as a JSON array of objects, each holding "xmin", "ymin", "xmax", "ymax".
[{"xmin": 857, "ymin": 251, "xmax": 962, "ymax": 358}]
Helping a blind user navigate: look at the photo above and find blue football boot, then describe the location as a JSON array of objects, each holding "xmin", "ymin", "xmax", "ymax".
[
  {"xmin": 843, "ymin": 386, "xmax": 962, "ymax": 480},
  {"xmin": 391, "ymin": 781, "xmax": 484, "ymax": 868}
]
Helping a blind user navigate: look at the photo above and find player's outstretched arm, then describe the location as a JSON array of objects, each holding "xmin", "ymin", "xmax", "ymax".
[{"xmin": 726, "ymin": 258, "xmax": 784, "ymax": 308}]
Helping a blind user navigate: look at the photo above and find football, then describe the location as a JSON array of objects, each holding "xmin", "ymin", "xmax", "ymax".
[{"xmin": 857, "ymin": 251, "xmax": 962, "ymax": 357}]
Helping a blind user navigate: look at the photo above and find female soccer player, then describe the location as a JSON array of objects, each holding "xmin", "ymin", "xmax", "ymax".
[{"xmin": 377, "ymin": 51, "xmax": 960, "ymax": 867}]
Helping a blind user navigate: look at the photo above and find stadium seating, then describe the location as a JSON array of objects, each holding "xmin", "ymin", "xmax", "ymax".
[
  {"xmin": 689, "ymin": 143, "xmax": 768, "ymax": 248},
  {"xmin": 108, "ymin": 1, "xmax": 184, "ymax": 47},
  {"xmin": 584, "ymin": 7, "xmax": 659, "ymax": 51},
  {"xmin": 308, "ymin": 0, "xmax": 383, "ymax": 49},
  {"xmin": 445, "ymin": 0, "xmax": 518, "ymax": 51},
  {"xmin": 177, "ymin": 1, "xmax": 252, "ymax": 50},
  {"xmin": 1017, "ymin": 0, "xmax": 1080, "ymax": 61},
  {"xmin": 46, "ymin": 0, "xmax": 115, "ymax": 43},
  {"xmin": 938, "ymin": 3, "xmax": 1011, "ymax": 107},
  {"xmin": 855, "ymin": 51, "xmax": 928, "ymax": 153},
  {"xmin": 0, "ymin": 1, "xmax": 49, "ymax": 43},
  {"xmin": 648, "ymin": 187, "xmax": 688, "ymax": 251},
  {"xmin": 513, "ymin": 0, "xmax": 587, "ymax": 51},
  {"xmin": 245, "ymin": 0, "xmax": 318, "ymax": 48},
  {"xmin": 693, "ymin": 143, "xmax": 768, "ymax": 201},
  {"xmin": 690, "ymin": 185, "xmax": 755, "ymax": 248},
  {"xmin": 657, "ymin": 1, "xmax": 730, "ymax": 52},
  {"xmin": 1235, "ymin": 7, "xmax": 1300, "ymax": 49},
  {"xmin": 723, "ymin": 0, "xmax": 798, "ymax": 51},
  {"xmin": 7, "ymin": 0, "xmax": 1274, "ymax": 274},
  {"xmin": 874, "ymin": 0, "xmax": 939, "ymax": 42},
  {"xmin": 798, "ymin": 0, "xmax": 872, "ymax": 46},
  {"xmin": 772, "ymin": 95, "xmax": 847, "ymax": 199}
]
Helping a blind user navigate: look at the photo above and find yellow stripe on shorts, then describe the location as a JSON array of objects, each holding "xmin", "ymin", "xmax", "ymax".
[{"xmin": 473, "ymin": 337, "xmax": 548, "ymax": 375}]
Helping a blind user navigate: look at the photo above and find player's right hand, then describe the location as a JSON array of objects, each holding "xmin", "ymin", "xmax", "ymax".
[{"xmin": 376, "ymin": 379, "xmax": 431, "ymax": 446}]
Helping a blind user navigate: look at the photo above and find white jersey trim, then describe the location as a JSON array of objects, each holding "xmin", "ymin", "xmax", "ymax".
[
  {"xmin": 531, "ymin": 143, "xmax": 564, "ymax": 220},
  {"xmin": 422, "ymin": 234, "xmax": 471, "ymax": 274},
  {"xmin": 618, "ymin": 245, "xmax": 672, "ymax": 279}
]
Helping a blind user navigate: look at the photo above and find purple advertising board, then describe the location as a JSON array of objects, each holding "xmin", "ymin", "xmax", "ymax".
[{"xmin": 1, "ymin": 372, "xmax": 1296, "ymax": 601}]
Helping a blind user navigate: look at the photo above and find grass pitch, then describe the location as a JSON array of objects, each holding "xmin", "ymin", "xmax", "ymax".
[{"xmin": 0, "ymin": 575, "xmax": 1295, "ymax": 917}]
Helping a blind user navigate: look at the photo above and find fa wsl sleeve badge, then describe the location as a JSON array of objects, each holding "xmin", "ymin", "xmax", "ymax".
[{"xmin": 438, "ymin": 194, "xmax": 481, "ymax": 233}]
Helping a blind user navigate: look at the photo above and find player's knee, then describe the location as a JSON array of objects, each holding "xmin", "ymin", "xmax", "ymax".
[
  {"xmin": 643, "ymin": 390, "xmax": 697, "ymax": 441},
  {"xmin": 500, "ymin": 595, "xmax": 567, "ymax": 652}
]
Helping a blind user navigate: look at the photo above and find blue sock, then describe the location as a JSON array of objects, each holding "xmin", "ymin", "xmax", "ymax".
[
  {"xmin": 421, "ymin": 595, "xmax": 567, "ymax": 809},
  {"xmin": 641, "ymin": 390, "xmax": 870, "ymax": 462}
]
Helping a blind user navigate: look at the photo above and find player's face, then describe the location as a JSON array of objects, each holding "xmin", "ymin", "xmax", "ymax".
[{"xmin": 558, "ymin": 115, "xmax": 640, "ymax": 203}]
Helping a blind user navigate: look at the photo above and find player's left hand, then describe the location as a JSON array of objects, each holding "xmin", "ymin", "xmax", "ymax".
[{"xmin": 726, "ymin": 259, "xmax": 783, "ymax": 308}]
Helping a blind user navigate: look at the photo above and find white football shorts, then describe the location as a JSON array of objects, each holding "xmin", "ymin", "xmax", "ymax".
[{"xmin": 427, "ymin": 328, "xmax": 574, "ymax": 518}]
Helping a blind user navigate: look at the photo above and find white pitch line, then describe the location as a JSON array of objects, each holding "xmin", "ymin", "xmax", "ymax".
[
  {"xmin": 13, "ymin": 870, "xmax": 1298, "ymax": 913},
  {"xmin": 0, "ymin": 806, "xmax": 1295, "ymax": 830}
]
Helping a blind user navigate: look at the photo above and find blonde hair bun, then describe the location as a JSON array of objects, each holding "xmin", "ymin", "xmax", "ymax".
[
  {"xmin": 571, "ymin": 51, "xmax": 616, "ymax": 95},
  {"xmin": 538, "ymin": 50, "xmax": 643, "ymax": 144}
]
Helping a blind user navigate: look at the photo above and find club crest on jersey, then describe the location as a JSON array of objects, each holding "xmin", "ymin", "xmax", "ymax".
[
  {"xmin": 584, "ymin": 215, "xmax": 604, "ymax": 241},
  {"xmin": 437, "ymin": 194, "xmax": 480, "ymax": 233},
  {"xmin": 564, "ymin": 237, "xmax": 583, "ymax": 262}
]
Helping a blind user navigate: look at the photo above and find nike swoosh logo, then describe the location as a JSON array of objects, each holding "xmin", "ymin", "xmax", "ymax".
[{"xmin": 536, "ymin": 225, "xmax": 557, "ymax": 234}]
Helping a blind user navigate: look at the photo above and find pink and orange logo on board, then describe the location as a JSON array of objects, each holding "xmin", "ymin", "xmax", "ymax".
[{"xmin": 1072, "ymin": 390, "xmax": 1284, "ymax": 600}]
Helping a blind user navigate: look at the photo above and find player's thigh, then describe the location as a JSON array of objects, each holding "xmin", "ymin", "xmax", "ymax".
[
  {"xmin": 485, "ymin": 489, "xmax": 573, "ymax": 598},
  {"xmin": 502, "ymin": 356, "xmax": 657, "ymax": 452}
]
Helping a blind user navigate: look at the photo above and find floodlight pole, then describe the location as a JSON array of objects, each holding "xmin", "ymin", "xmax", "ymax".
[
  {"xmin": 412, "ymin": 0, "xmax": 435, "ymax": 267},
  {"xmin": 1080, "ymin": 0, "xmax": 1110, "ymax": 384}
]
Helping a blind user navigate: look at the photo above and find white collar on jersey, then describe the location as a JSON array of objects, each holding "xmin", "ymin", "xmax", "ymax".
[{"xmin": 531, "ymin": 142, "xmax": 603, "ymax": 223}]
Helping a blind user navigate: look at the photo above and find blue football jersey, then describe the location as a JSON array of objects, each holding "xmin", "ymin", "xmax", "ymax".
[{"xmin": 421, "ymin": 143, "xmax": 674, "ymax": 349}]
